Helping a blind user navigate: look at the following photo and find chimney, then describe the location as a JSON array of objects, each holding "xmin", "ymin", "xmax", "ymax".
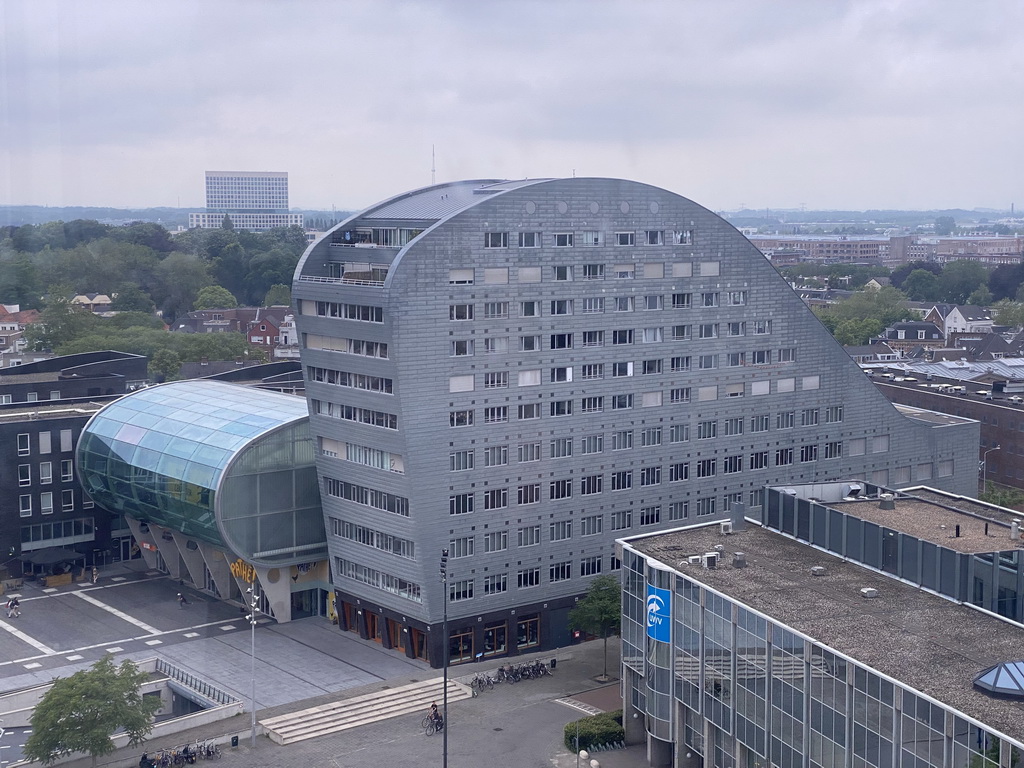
[
  {"xmin": 1012, "ymin": 520, "xmax": 1021, "ymax": 541},
  {"xmin": 732, "ymin": 552, "xmax": 747, "ymax": 569},
  {"xmin": 879, "ymin": 493, "xmax": 895, "ymax": 511},
  {"xmin": 730, "ymin": 501, "xmax": 747, "ymax": 532}
]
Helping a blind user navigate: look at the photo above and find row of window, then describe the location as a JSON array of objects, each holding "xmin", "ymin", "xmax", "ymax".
[
  {"xmin": 482, "ymin": 229, "xmax": 695, "ymax": 250},
  {"xmin": 19, "ymin": 488, "xmax": 86, "ymax": 517},
  {"xmin": 1, "ymin": 390, "xmax": 62, "ymax": 404},
  {"xmin": 449, "ymin": 331, "xmax": 785, "ymax": 358},
  {"xmin": 307, "ymin": 367, "xmax": 394, "ymax": 394},
  {"xmin": 448, "ymin": 293, "xmax": 750, "ymax": 320},
  {"xmin": 448, "ymin": 556, "xmax": 609, "ymax": 601},
  {"xmin": 448, "ymin": 260, "xmax": 717, "ymax": 285},
  {"xmin": 16, "ymin": 460, "xmax": 75, "ymax": 486},
  {"xmin": 330, "ymin": 517, "xmax": 415, "ymax": 559},
  {"xmin": 16, "ymin": 429, "xmax": 76, "ymax": 457},
  {"xmin": 20, "ymin": 516, "xmax": 95, "ymax": 544},
  {"xmin": 306, "ymin": 301, "xmax": 384, "ymax": 323}
]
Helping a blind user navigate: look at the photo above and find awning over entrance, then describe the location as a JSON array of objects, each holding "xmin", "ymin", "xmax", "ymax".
[{"xmin": 22, "ymin": 548, "xmax": 85, "ymax": 566}]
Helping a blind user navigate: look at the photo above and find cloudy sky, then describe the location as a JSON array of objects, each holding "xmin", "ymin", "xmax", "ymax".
[{"xmin": 3, "ymin": 0, "xmax": 1022, "ymax": 212}]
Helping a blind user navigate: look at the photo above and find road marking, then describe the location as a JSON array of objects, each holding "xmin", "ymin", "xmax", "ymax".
[
  {"xmin": 183, "ymin": 632, "xmax": 199, "ymax": 638},
  {"xmin": 218, "ymin": 625, "xmax": 236, "ymax": 631},
  {"xmin": 110, "ymin": 577, "xmax": 126, "ymax": 582},
  {"xmin": 22, "ymin": 663, "xmax": 41, "ymax": 669},
  {"xmin": 41, "ymin": 588, "xmax": 58, "ymax": 594},
  {"xmin": 0, "ymin": 620, "xmax": 56, "ymax": 655},
  {"xmin": 105, "ymin": 647, "xmax": 124, "ymax": 653},
  {"xmin": 65, "ymin": 654, "xmax": 83, "ymax": 661},
  {"xmin": 72, "ymin": 591, "xmax": 160, "ymax": 634},
  {"xmin": 554, "ymin": 697, "xmax": 602, "ymax": 716}
]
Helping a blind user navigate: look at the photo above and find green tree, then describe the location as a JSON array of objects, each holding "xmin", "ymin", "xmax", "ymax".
[
  {"xmin": 193, "ymin": 285, "xmax": 238, "ymax": 310},
  {"xmin": 992, "ymin": 300, "xmax": 1024, "ymax": 327},
  {"xmin": 25, "ymin": 286, "xmax": 99, "ymax": 351},
  {"xmin": 568, "ymin": 574, "xmax": 621, "ymax": 681},
  {"xmin": 901, "ymin": 269, "xmax": 941, "ymax": 302},
  {"xmin": 149, "ymin": 348, "xmax": 182, "ymax": 382},
  {"xmin": 834, "ymin": 317, "xmax": 883, "ymax": 346},
  {"xmin": 110, "ymin": 284, "xmax": 156, "ymax": 313},
  {"xmin": 221, "ymin": 214, "xmax": 235, "ymax": 230},
  {"xmin": 934, "ymin": 216, "xmax": 956, "ymax": 236},
  {"xmin": 968, "ymin": 285, "xmax": 993, "ymax": 306},
  {"xmin": 264, "ymin": 283, "xmax": 291, "ymax": 306},
  {"xmin": 23, "ymin": 655, "xmax": 160, "ymax": 766},
  {"xmin": 151, "ymin": 252, "xmax": 211, "ymax": 321},
  {"xmin": 937, "ymin": 260, "xmax": 988, "ymax": 304}
]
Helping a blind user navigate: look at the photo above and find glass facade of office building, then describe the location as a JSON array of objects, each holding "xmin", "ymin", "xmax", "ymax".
[
  {"xmin": 620, "ymin": 542, "xmax": 1024, "ymax": 768},
  {"xmin": 77, "ymin": 380, "xmax": 325, "ymax": 565}
]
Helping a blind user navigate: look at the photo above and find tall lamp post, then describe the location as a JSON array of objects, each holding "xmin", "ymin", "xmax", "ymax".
[
  {"xmin": 983, "ymin": 444, "xmax": 1001, "ymax": 494},
  {"xmin": 439, "ymin": 549, "xmax": 449, "ymax": 768},
  {"xmin": 247, "ymin": 585, "xmax": 261, "ymax": 748}
]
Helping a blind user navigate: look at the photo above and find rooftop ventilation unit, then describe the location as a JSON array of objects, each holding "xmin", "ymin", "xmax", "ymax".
[
  {"xmin": 732, "ymin": 552, "xmax": 747, "ymax": 569},
  {"xmin": 1013, "ymin": 520, "xmax": 1022, "ymax": 541},
  {"xmin": 879, "ymin": 493, "xmax": 896, "ymax": 511},
  {"xmin": 843, "ymin": 483, "xmax": 863, "ymax": 499},
  {"xmin": 810, "ymin": 566, "xmax": 827, "ymax": 577},
  {"xmin": 687, "ymin": 555, "xmax": 703, "ymax": 566},
  {"xmin": 703, "ymin": 552, "xmax": 719, "ymax": 569},
  {"xmin": 860, "ymin": 587, "xmax": 879, "ymax": 599},
  {"xmin": 720, "ymin": 521, "xmax": 733, "ymax": 535}
]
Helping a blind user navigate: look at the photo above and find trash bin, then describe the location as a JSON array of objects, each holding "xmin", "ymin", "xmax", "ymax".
[
  {"xmin": 231, "ymin": 736, "xmax": 239, "ymax": 748},
  {"xmin": 551, "ymin": 658, "xmax": 557, "ymax": 669}
]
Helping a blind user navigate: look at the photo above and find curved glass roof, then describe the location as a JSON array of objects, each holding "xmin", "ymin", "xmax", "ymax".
[
  {"xmin": 974, "ymin": 662, "xmax": 1024, "ymax": 698},
  {"xmin": 78, "ymin": 380, "xmax": 323, "ymax": 561}
]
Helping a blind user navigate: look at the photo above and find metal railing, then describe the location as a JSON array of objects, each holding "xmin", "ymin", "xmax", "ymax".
[
  {"xmin": 155, "ymin": 659, "xmax": 238, "ymax": 706},
  {"xmin": 296, "ymin": 275, "xmax": 386, "ymax": 287}
]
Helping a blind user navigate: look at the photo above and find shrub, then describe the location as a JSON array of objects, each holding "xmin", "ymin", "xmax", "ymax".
[{"xmin": 563, "ymin": 710, "xmax": 624, "ymax": 752}]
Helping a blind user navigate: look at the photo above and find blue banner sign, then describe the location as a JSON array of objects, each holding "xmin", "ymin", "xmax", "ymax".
[{"xmin": 646, "ymin": 584, "xmax": 672, "ymax": 642}]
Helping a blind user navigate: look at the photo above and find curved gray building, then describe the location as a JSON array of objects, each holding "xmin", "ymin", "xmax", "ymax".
[{"xmin": 292, "ymin": 178, "xmax": 978, "ymax": 666}]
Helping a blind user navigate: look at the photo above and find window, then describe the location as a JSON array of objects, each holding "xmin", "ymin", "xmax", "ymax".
[
  {"xmin": 611, "ymin": 430, "xmax": 633, "ymax": 450},
  {"xmin": 484, "ymin": 337, "xmax": 508, "ymax": 354},
  {"xmin": 449, "ymin": 304, "xmax": 474, "ymax": 320},
  {"xmin": 753, "ymin": 320, "xmax": 772, "ymax": 335},
  {"xmin": 484, "ymin": 372, "xmax": 508, "ymax": 389},
  {"xmin": 550, "ymin": 438, "xmax": 573, "ymax": 458},
  {"xmin": 849, "ymin": 438, "xmax": 866, "ymax": 456},
  {"xmin": 517, "ymin": 568, "xmax": 541, "ymax": 588},
  {"xmin": 553, "ymin": 233, "xmax": 574, "ymax": 247},
  {"xmin": 612, "ymin": 329, "xmax": 634, "ymax": 345},
  {"xmin": 640, "ymin": 466, "xmax": 661, "ymax": 486},
  {"xmin": 449, "ymin": 579, "xmax": 474, "ymax": 602},
  {"xmin": 550, "ymin": 366, "xmax": 573, "ymax": 383},
  {"xmin": 517, "ymin": 525, "xmax": 541, "ymax": 546},
  {"xmin": 751, "ymin": 414, "xmax": 770, "ymax": 433},
  {"xmin": 727, "ymin": 352, "xmax": 745, "ymax": 367},
  {"xmin": 614, "ymin": 298, "xmax": 634, "ymax": 315},
  {"xmin": 669, "ymin": 462, "xmax": 689, "ymax": 482},
  {"xmin": 450, "ymin": 536, "xmax": 474, "ymax": 558},
  {"xmin": 449, "ymin": 268, "xmax": 474, "ymax": 284},
  {"xmin": 40, "ymin": 491, "xmax": 53, "ymax": 515},
  {"xmin": 550, "ymin": 520, "xmax": 572, "ymax": 541},
  {"xmin": 641, "ymin": 426, "xmax": 662, "ymax": 446},
  {"xmin": 727, "ymin": 291, "xmax": 747, "ymax": 306},
  {"xmin": 519, "ymin": 335, "xmax": 541, "ymax": 352},
  {"xmin": 581, "ymin": 475, "xmax": 603, "ymax": 495},
  {"xmin": 518, "ymin": 442, "xmax": 541, "ymax": 462},
  {"xmin": 450, "ymin": 409, "xmax": 474, "ymax": 427},
  {"xmin": 518, "ymin": 484, "xmax": 541, "ymax": 504},
  {"xmin": 582, "ymin": 330, "xmax": 604, "ymax": 347},
  {"xmin": 640, "ymin": 507, "xmax": 661, "ymax": 527},
  {"xmin": 581, "ymin": 396, "xmax": 604, "ymax": 413},
  {"xmin": 699, "ymin": 323, "xmax": 718, "ymax": 339},
  {"xmin": 675, "ymin": 229, "xmax": 695, "ymax": 245},
  {"xmin": 727, "ymin": 321, "xmax": 746, "ymax": 337},
  {"xmin": 19, "ymin": 495, "xmax": 31, "ymax": 516},
  {"xmin": 616, "ymin": 231, "xmax": 635, "ymax": 246},
  {"xmin": 670, "ymin": 387, "xmax": 691, "ymax": 403},
  {"xmin": 825, "ymin": 405, "xmax": 844, "ymax": 424},
  {"xmin": 484, "ymin": 574, "xmax": 508, "ymax": 595},
  {"xmin": 518, "ymin": 370, "xmax": 541, "ymax": 387},
  {"xmin": 698, "ymin": 354, "xmax": 718, "ymax": 370},
  {"xmin": 18, "ymin": 464, "xmax": 31, "ymax": 486},
  {"xmin": 61, "ymin": 460, "xmax": 73, "ymax": 482},
  {"xmin": 484, "ymin": 530, "xmax": 508, "ymax": 552},
  {"xmin": 672, "ymin": 324, "xmax": 691, "ymax": 341},
  {"xmin": 642, "ymin": 327, "xmax": 663, "ymax": 343},
  {"xmin": 550, "ymin": 299, "xmax": 572, "ymax": 315},
  {"xmin": 451, "ymin": 340, "xmax": 474, "ymax": 356},
  {"xmin": 484, "ymin": 488, "xmax": 508, "ymax": 510},
  {"xmin": 518, "ymin": 403, "xmax": 541, "ymax": 420},
  {"xmin": 672, "ymin": 293, "xmax": 692, "ymax": 310},
  {"xmin": 612, "ymin": 361, "xmax": 633, "ymax": 377},
  {"xmin": 482, "ymin": 406, "xmax": 507, "ymax": 424},
  {"xmin": 519, "ymin": 231, "xmax": 540, "ymax": 248},
  {"xmin": 644, "ymin": 295, "xmax": 664, "ymax": 311},
  {"xmin": 17, "ymin": 433, "xmax": 30, "ymax": 456},
  {"xmin": 581, "ymin": 514, "xmax": 603, "ymax": 536},
  {"xmin": 670, "ymin": 424, "xmax": 689, "ymax": 443},
  {"xmin": 550, "ymin": 400, "xmax": 572, "ymax": 417},
  {"xmin": 723, "ymin": 455, "xmax": 743, "ymax": 474},
  {"xmin": 550, "ymin": 561, "xmax": 572, "ymax": 582},
  {"xmin": 58, "ymin": 430, "xmax": 70, "ymax": 452},
  {"xmin": 670, "ymin": 355, "xmax": 691, "ymax": 372},
  {"xmin": 611, "ymin": 510, "xmax": 632, "ymax": 530},
  {"xmin": 801, "ymin": 408, "xmax": 819, "ymax": 427},
  {"xmin": 450, "ymin": 493, "xmax": 475, "ymax": 515},
  {"xmin": 582, "ymin": 297, "xmax": 604, "ymax": 313},
  {"xmin": 697, "ymin": 420, "xmax": 717, "ymax": 440},
  {"xmin": 550, "ymin": 333, "xmax": 572, "ymax": 349},
  {"xmin": 778, "ymin": 348, "xmax": 796, "ymax": 363},
  {"xmin": 701, "ymin": 292, "xmax": 719, "ymax": 307},
  {"xmin": 484, "ymin": 232, "xmax": 508, "ymax": 248},
  {"xmin": 777, "ymin": 411, "xmax": 795, "ymax": 429},
  {"xmin": 873, "ymin": 434, "xmax": 890, "ymax": 453},
  {"xmin": 613, "ymin": 264, "xmax": 635, "ymax": 279},
  {"xmin": 611, "ymin": 471, "xmax": 633, "ymax": 491},
  {"xmin": 582, "ymin": 231, "xmax": 604, "ymax": 246},
  {"xmin": 581, "ymin": 364, "xmax": 604, "ymax": 380},
  {"xmin": 749, "ymin": 451, "xmax": 769, "ymax": 469},
  {"xmin": 581, "ymin": 434, "xmax": 603, "ymax": 454},
  {"xmin": 554, "ymin": 266, "xmax": 573, "ymax": 282},
  {"xmin": 484, "ymin": 301, "xmax": 508, "ymax": 319},
  {"xmin": 520, "ymin": 300, "xmax": 539, "ymax": 317},
  {"xmin": 825, "ymin": 441, "xmax": 842, "ymax": 459},
  {"xmin": 580, "ymin": 556, "xmax": 603, "ymax": 577},
  {"xmin": 611, "ymin": 394, "xmax": 633, "ymax": 409},
  {"xmin": 800, "ymin": 444, "xmax": 818, "ymax": 463},
  {"xmin": 583, "ymin": 264, "xmax": 604, "ymax": 280},
  {"xmin": 484, "ymin": 445, "xmax": 508, "ymax": 467},
  {"xmin": 668, "ymin": 501, "xmax": 688, "ymax": 521},
  {"xmin": 775, "ymin": 448, "xmax": 794, "ymax": 466},
  {"xmin": 450, "ymin": 450, "xmax": 474, "ymax": 471},
  {"xmin": 696, "ymin": 459, "xmax": 716, "ymax": 478},
  {"xmin": 695, "ymin": 497, "xmax": 717, "ymax": 517}
]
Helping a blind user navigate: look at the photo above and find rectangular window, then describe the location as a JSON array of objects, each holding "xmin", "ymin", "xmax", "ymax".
[
  {"xmin": 517, "ymin": 568, "xmax": 540, "ymax": 588},
  {"xmin": 723, "ymin": 455, "xmax": 743, "ymax": 474},
  {"xmin": 581, "ymin": 556, "xmax": 603, "ymax": 577},
  {"xmin": 581, "ymin": 396, "xmax": 604, "ymax": 413},
  {"xmin": 727, "ymin": 352, "xmax": 745, "ymax": 367},
  {"xmin": 554, "ymin": 266, "xmax": 573, "ymax": 282},
  {"xmin": 697, "ymin": 420, "xmax": 717, "ymax": 440},
  {"xmin": 57, "ymin": 430, "xmax": 69, "ymax": 452},
  {"xmin": 675, "ymin": 229, "xmax": 695, "ymax": 245},
  {"xmin": 615, "ymin": 232, "xmax": 635, "ymax": 246},
  {"xmin": 549, "ymin": 520, "xmax": 572, "ymax": 541},
  {"xmin": 581, "ymin": 474, "xmax": 603, "ymax": 495},
  {"xmin": 750, "ymin": 349, "xmax": 770, "ymax": 365},
  {"xmin": 582, "ymin": 330, "xmax": 604, "ymax": 347},
  {"xmin": 777, "ymin": 411, "xmax": 795, "ymax": 429},
  {"xmin": 670, "ymin": 387, "xmax": 691, "ymax": 403},
  {"xmin": 449, "ymin": 579, "xmax": 473, "ymax": 602},
  {"xmin": 484, "ymin": 232, "xmax": 508, "ymax": 248},
  {"xmin": 550, "ymin": 437, "xmax": 573, "ymax": 458},
  {"xmin": 450, "ymin": 303, "xmax": 474, "ymax": 321},
  {"xmin": 640, "ymin": 466, "xmax": 661, "ymax": 486},
  {"xmin": 582, "ymin": 231, "xmax": 604, "ymax": 246},
  {"xmin": 825, "ymin": 405, "xmax": 844, "ymax": 424},
  {"xmin": 727, "ymin": 321, "xmax": 746, "ymax": 336},
  {"xmin": 518, "ymin": 484, "xmax": 541, "ymax": 505},
  {"xmin": 517, "ymin": 525, "xmax": 541, "ymax": 547},
  {"xmin": 753, "ymin": 320, "xmax": 772, "ymax": 335},
  {"xmin": 613, "ymin": 264, "xmax": 635, "ymax": 279},
  {"xmin": 583, "ymin": 264, "xmax": 604, "ymax": 280},
  {"xmin": 668, "ymin": 501, "xmax": 688, "ymax": 521},
  {"xmin": 699, "ymin": 354, "xmax": 717, "ymax": 370},
  {"xmin": 641, "ymin": 391, "xmax": 662, "ymax": 407},
  {"xmin": 645, "ymin": 230, "xmax": 663, "ymax": 246},
  {"xmin": 775, "ymin": 448, "xmax": 794, "ymax": 466},
  {"xmin": 61, "ymin": 459, "xmax": 73, "ymax": 482},
  {"xmin": 449, "ymin": 374, "xmax": 475, "ymax": 393},
  {"xmin": 519, "ymin": 336, "xmax": 541, "ymax": 353},
  {"xmin": 669, "ymin": 462, "xmax": 689, "ymax": 482},
  {"xmin": 550, "ymin": 333, "xmax": 572, "ymax": 349},
  {"xmin": 611, "ymin": 471, "xmax": 633, "ymax": 491},
  {"xmin": 614, "ymin": 297, "xmax": 634, "ymax": 313},
  {"xmin": 484, "ymin": 301, "xmax": 508, "ymax": 319},
  {"xmin": 642, "ymin": 327, "xmax": 663, "ymax": 343},
  {"xmin": 670, "ymin": 355, "xmax": 691, "ymax": 372},
  {"xmin": 550, "ymin": 366, "xmax": 573, "ymax": 383},
  {"xmin": 696, "ymin": 497, "xmax": 717, "ymax": 517},
  {"xmin": 612, "ymin": 361, "xmax": 633, "ymax": 377},
  {"xmin": 484, "ymin": 530, "xmax": 508, "ymax": 553},
  {"xmin": 582, "ymin": 297, "xmax": 604, "ymax": 313},
  {"xmin": 553, "ymin": 233, "xmax": 574, "ymax": 248},
  {"xmin": 518, "ymin": 403, "xmax": 541, "ymax": 420},
  {"xmin": 450, "ymin": 536, "xmax": 475, "ymax": 558},
  {"xmin": 699, "ymin": 323, "xmax": 718, "ymax": 339},
  {"xmin": 611, "ymin": 430, "xmax": 633, "ymax": 450},
  {"xmin": 450, "ymin": 409, "xmax": 474, "ymax": 428},
  {"xmin": 701, "ymin": 292, "xmax": 719, "ymax": 307},
  {"xmin": 612, "ymin": 329, "xmax": 634, "ymax": 345},
  {"xmin": 825, "ymin": 441, "xmax": 842, "ymax": 459},
  {"xmin": 727, "ymin": 291, "xmax": 747, "ymax": 306},
  {"xmin": 671, "ymin": 324, "xmax": 691, "ymax": 341},
  {"xmin": 484, "ymin": 445, "xmax": 508, "ymax": 467},
  {"xmin": 550, "ymin": 400, "xmax": 572, "ymax": 417},
  {"xmin": 40, "ymin": 491, "xmax": 53, "ymax": 515},
  {"xmin": 750, "ymin": 451, "xmax": 769, "ymax": 469},
  {"xmin": 515, "ymin": 266, "xmax": 538, "ymax": 283},
  {"xmin": 451, "ymin": 340, "xmax": 474, "ymax": 356},
  {"xmin": 610, "ymin": 510, "xmax": 632, "ymax": 530},
  {"xmin": 873, "ymin": 434, "xmax": 890, "ymax": 453},
  {"xmin": 750, "ymin": 414, "xmax": 770, "ymax": 433},
  {"xmin": 518, "ymin": 370, "xmax": 541, "ymax": 388},
  {"xmin": 581, "ymin": 434, "xmax": 604, "ymax": 455},
  {"xmin": 550, "ymin": 561, "xmax": 572, "ymax": 582},
  {"xmin": 640, "ymin": 427, "xmax": 662, "ymax": 447},
  {"xmin": 450, "ymin": 493, "xmax": 475, "ymax": 515},
  {"xmin": 449, "ymin": 268, "xmax": 474, "ymax": 284},
  {"xmin": 19, "ymin": 495, "xmax": 32, "ymax": 516},
  {"xmin": 484, "ymin": 406, "xmax": 509, "ymax": 424},
  {"xmin": 778, "ymin": 348, "xmax": 796, "ymax": 363},
  {"xmin": 801, "ymin": 408, "xmax": 819, "ymax": 427},
  {"xmin": 18, "ymin": 433, "xmax": 30, "ymax": 456},
  {"xmin": 644, "ymin": 295, "xmax": 664, "ymax": 311},
  {"xmin": 672, "ymin": 293, "xmax": 692, "ymax": 310},
  {"xmin": 518, "ymin": 442, "xmax": 541, "ymax": 463},
  {"xmin": 519, "ymin": 231, "xmax": 540, "ymax": 248},
  {"xmin": 696, "ymin": 458, "xmax": 716, "ymax": 478},
  {"xmin": 670, "ymin": 424, "xmax": 689, "ymax": 443},
  {"xmin": 640, "ymin": 506, "xmax": 661, "ymax": 526},
  {"xmin": 610, "ymin": 394, "xmax": 634, "ymax": 410},
  {"xmin": 18, "ymin": 464, "xmax": 31, "ymax": 486},
  {"xmin": 550, "ymin": 299, "xmax": 572, "ymax": 315},
  {"xmin": 520, "ymin": 300, "xmax": 539, "ymax": 317},
  {"xmin": 581, "ymin": 514, "xmax": 603, "ymax": 536},
  {"xmin": 484, "ymin": 574, "xmax": 508, "ymax": 594},
  {"xmin": 484, "ymin": 337, "xmax": 508, "ymax": 354},
  {"xmin": 484, "ymin": 372, "xmax": 508, "ymax": 389},
  {"xmin": 484, "ymin": 488, "xmax": 508, "ymax": 510},
  {"xmin": 450, "ymin": 450, "xmax": 474, "ymax": 471},
  {"xmin": 581, "ymin": 363, "xmax": 604, "ymax": 380},
  {"xmin": 800, "ymin": 444, "xmax": 819, "ymax": 463}
]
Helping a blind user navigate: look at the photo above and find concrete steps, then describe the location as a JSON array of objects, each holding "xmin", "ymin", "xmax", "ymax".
[{"xmin": 260, "ymin": 678, "xmax": 472, "ymax": 745}]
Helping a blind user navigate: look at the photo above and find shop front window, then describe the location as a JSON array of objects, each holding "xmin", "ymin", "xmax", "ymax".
[
  {"xmin": 517, "ymin": 615, "xmax": 540, "ymax": 649},
  {"xmin": 483, "ymin": 621, "xmax": 508, "ymax": 657},
  {"xmin": 449, "ymin": 627, "xmax": 474, "ymax": 663}
]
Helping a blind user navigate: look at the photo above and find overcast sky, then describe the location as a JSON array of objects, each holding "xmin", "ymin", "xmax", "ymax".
[{"xmin": 2, "ymin": 0, "xmax": 1021, "ymax": 212}]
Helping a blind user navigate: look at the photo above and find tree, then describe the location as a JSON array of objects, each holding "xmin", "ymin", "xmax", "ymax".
[
  {"xmin": 23, "ymin": 655, "xmax": 160, "ymax": 766},
  {"xmin": 992, "ymin": 300, "xmax": 1024, "ymax": 328},
  {"xmin": 968, "ymin": 285, "xmax": 993, "ymax": 306},
  {"xmin": 149, "ymin": 348, "xmax": 182, "ymax": 382},
  {"xmin": 110, "ymin": 284, "xmax": 156, "ymax": 313},
  {"xmin": 934, "ymin": 216, "xmax": 956, "ymax": 236},
  {"xmin": 568, "ymin": 574, "xmax": 621, "ymax": 681},
  {"xmin": 264, "ymin": 283, "xmax": 291, "ymax": 306},
  {"xmin": 25, "ymin": 285, "xmax": 99, "ymax": 351},
  {"xmin": 193, "ymin": 284, "xmax": 238, "ymax": 310},
  {"xmin": 901, "ymin": 269, "xmax": 941, "ymax": 302},
  {"xmin": 221, "ymin": 214, "xmax": 234, "ymax": 230},
  {"xmin": 937, "ymin": 260, "xmax": 988, "ymax": 304}
]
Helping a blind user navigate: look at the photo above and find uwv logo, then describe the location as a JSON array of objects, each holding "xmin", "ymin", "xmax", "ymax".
[
  {"xmin": 647, "ymin": 593, "xmax": 666, "ymax": 628},
  {"xmin": 646, "ymin": 585, "xmax": 671, "ymax": 642}
]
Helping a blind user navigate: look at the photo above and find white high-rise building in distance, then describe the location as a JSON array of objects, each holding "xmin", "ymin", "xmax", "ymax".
[{"xmin": 189, "ymin": 171, "xmax": 303, "ymax": 231}]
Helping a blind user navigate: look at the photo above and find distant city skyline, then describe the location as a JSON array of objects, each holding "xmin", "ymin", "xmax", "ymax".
[{"xmin": 3, "ymin": 1, "xmax": 1022, "ymax": 212}]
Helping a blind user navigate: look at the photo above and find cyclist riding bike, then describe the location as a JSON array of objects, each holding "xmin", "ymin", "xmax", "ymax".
[{"xmin": 429, "ymin": 701, "xmax": 444, "ymax": 730}]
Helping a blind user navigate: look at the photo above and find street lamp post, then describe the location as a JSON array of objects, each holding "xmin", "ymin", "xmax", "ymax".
[
  {"xmin": 439, "ymin": 549, "xmax": 449, "ymax": 768},
  {"xmin": 983, "ymin": 444, "xmax": 1001, "ymax": 494},
  {"xmin": 247, "ymin": 585, "xmax": 260, "ymax": 748}
]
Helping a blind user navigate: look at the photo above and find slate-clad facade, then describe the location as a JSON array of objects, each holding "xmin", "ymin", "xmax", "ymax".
[{"xmin": 292, "ymin": 177, "xmax": 978, "ymax": 666}]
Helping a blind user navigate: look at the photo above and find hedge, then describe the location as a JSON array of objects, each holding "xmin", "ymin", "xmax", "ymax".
[{"xmin": 563, "ymin": 710, "xmax": 624, "ymax": 752}]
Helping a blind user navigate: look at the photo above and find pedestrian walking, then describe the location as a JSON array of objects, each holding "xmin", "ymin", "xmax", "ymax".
[
  {"xmin": 92, "ymin": 566, "xmax": 98, "ymax": 584},
  {"xmin": 6, "ymin": 598, "xmax": 20, "ymax": 618},
  {"xmin": 177, "ymin": 592, "xmax": 188, "ymax": 608}
]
